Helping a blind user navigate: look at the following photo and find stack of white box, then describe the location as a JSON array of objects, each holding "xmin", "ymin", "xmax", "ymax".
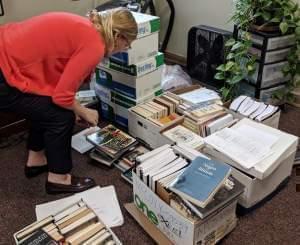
[{"xmin": 94, "ymin": 12, "xmax": 164, "ymax": 128}]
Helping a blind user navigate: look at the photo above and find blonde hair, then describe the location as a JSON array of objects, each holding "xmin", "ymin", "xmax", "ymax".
[{"xmin": 88, "ymin": 7, "xmax": 138, "ymax": 51}]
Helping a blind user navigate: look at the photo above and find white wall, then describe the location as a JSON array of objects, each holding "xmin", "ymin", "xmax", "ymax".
[
  {"xmin": 0, "ymin": 0, "xmax": 107, "ymax": 24},
  {"xmin": 1, "ymin": 0, "xmax": 300, "ymax": 58},
  {"xmin": 156, "ymin": 0, "xmax": 300, "ymax": 58}
]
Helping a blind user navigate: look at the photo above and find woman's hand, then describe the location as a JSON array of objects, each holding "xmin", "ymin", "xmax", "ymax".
[{"xmin": 80, "ymin": 107, "xmax": 99, "ymax": 126}]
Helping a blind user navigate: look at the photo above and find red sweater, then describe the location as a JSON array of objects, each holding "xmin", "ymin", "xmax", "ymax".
[{"xmin": 0, "ymin": 12, "xmax": 105, "ymax": 107}]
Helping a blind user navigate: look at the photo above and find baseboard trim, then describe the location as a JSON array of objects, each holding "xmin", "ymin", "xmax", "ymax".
[{"xmin": 164, "ymin": 51, "xmax": 187, "ymax": 67}]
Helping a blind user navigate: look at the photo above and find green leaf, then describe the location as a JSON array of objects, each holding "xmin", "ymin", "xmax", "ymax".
[
  {"xmin": 226, "ymin": 53, "xmax": 235, "ymax": 60},
  {"xmin": 270, "ymin": 17, "xmax": 281, "ymax": 23},
  {"xmin": 231, "ymin": 42, "xmax": 243, "ymax": 51},
  {"xmin": 225, "ymin": 61, "xmax": 235, "ymax": 71},
  {"xmin": 214, "ymin": 72, "xmax": 225, "ymax": 80},
  {"xmin": 280, "ymin": 22, "xmax": 289, "ymax": 34},
  {"xmin": 295, "ymin": 27, "xmax": 300, "ymax": 36},
  {"xmin": 225, "ymin": 38, "xmax": 236, "ymax": 47},
  {"xmin": 228, "ymin": 74, "xmax": 244, "ymax": 84},
  {"xmin": 262, "ymin": 12, "xmax": 271, "ymax": 21},
  {"xmin": 216, "ymin": 64, "xmax": 226, "ymax": 71}
]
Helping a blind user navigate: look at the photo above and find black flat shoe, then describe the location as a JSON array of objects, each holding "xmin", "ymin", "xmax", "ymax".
[
  {"xmin": 24, "ymin": 165, "xmax": 48, "ymax": 178},
  {"xmin": 45, "ymin": 176, "xmax": 96, "ymax": 194}
]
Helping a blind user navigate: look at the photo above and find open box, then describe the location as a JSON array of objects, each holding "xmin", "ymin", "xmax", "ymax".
[
  {"xmin": 203, "ymin": 118, "xmax": 298, "ymax": 208},
  {"xmin": 14, "ymin": 200, "xmax": 121, "ymax": 245},
  {"xmin": 128, "ymin": 104, "xmax": 185, "ymax": 148},
  {"xmin": 130, "ymin": 171, "xmax": 238, "ymax": 245}
]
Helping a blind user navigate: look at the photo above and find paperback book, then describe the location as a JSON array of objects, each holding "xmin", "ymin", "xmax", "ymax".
[
  {"xmin": 86, "ymin": 124, "xmax": 137, "ymax": 159},
  {"xmin": 115, "ymin": 144, "xmax": 150, "ymax": 172},
  {"xmin": 181, "ymin": 177, "xmax": 244, "ymax": 219},
  {"xmin": 169, "ymin": 156, "xmax": 231, "ymax": 208}
]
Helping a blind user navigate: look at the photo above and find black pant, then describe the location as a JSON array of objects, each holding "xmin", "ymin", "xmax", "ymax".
[{"xmin": 0, "ymin": 70, "xmax": 75, "ymax": 174}]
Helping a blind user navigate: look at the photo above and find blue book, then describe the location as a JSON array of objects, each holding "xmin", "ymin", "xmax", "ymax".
[{"xmin": 169, "ymin": 156, "xmax": 231, "ymax": 208}]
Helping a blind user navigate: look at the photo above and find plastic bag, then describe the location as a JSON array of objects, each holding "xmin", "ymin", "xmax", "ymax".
[{"xmin": 161, "ymin": 64, "xmax": 192, "ymax": 91}]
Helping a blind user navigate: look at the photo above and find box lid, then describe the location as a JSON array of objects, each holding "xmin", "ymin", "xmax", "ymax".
[{"xmin": 131, "ymin": 12, "xmax": 160, "ymax": 38}]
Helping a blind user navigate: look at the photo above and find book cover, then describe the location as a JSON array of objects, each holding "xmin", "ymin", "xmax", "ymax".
[
  {"xmin": 162, "ymin": 125, "xmax": 204, "ymax": 150},
  {"xmin": 19, "ymin": 229, "xmax": 59, "ymax": 245},
  {"xmin": 182, "ymin": 177, "xmax": 244, "ymax": 219},
  {"xmin": 169, "ymin": 156, "xmax": 231, "ymax": 208},
  {"xmin": 86, "ymin": 124, "xmax": 137, "ymax": 158}
]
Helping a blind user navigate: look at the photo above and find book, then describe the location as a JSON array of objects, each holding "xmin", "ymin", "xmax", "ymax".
[
  {"xmin": 71, "ymin": 127, "xmax": 100, "ymax": 154},
  {"xmin": 86, "ymin": 124, "xmax": 137, "ymax": 159},
  {"xmin": 117, "ymin": 144, "xmax": 150, "ymax": 171},
  {"xmin": 20, "ymin": 229, "xmax": 59, "ymax": 245},
  {"xmin": 169, "ymin": 156, "xmax": 231, "ymax": 208},
  {"xmin": 181, "ymin": 176, "xmax": 244, "ymax": 219},
  {"xmin": 89, "ymin": 149, "xmax": 115, "ymax": 166},
  {"xmin": 162, "ymin": 125, "xmax": 204, "ymax": 150},
  {"xmin": 121, "ymin": 167, "xmax": 135, "ymax": 185}
]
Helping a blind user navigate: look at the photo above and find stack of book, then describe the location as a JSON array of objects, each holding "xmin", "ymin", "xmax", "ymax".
[
  {"xmin": 229, "ymin": 95, "xmax": 279, "ymax": 122},
  {"xmin": 134, "ymin": 144, "xmax": 244, "ymax": 221},
  {"xmin": 86, "ymin": 124, "xmax": 137, "ymax": 166},
  {"xmin": 130, "ymin": 94, "xmax": 182, "ymax": 127},
  {"xmin": 94, "ymin": 12, "xmax": 163, "ymax": 128},
  {"xmin": 14, "ymin": 200, "xmax": 120, "ymax": 245}
]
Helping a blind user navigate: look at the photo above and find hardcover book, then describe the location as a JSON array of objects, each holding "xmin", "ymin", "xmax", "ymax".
[{"xmin": 169, "ymin": 156, "xmax": 231, "ymax": 208}]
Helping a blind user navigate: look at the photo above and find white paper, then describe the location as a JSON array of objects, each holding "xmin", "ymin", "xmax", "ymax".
[
  {"xmin": 204, "ymin": 128, "xmax": 273, "ymax": 169},
  {"xmin": 237, "ymin": 97, "xmax": 254, "ymax": 114},
  {"xmin": 179, "ymin": 88, "xmax": 220, "ymax": 104},
  {"xmin": 241, "ymin": 101, "xmax": 261, "ymax": 117},
  {"xmin": 235, "ymin": 124, "xmax": 279, "ymax": 148},
  {"xmin": 71, "ymin": 127, "xmax": 100, "ymax": 154},
  {"xmin": 35, "ymin": 186, "xmax": 124, "ymax": 227},
  {"xmin": 249, "ymin": 103, "xmax": 267, "ymax": 119}
]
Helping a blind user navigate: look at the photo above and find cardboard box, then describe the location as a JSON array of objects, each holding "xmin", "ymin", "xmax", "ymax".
[
  {"xmin": 128, "ymin": 106, "xmax": 184, "ymax": 148},
  {"xmin": 110, "ymin": 32, "xmax": 159, "ymax": 65},
  {"xmin": 95, "ymin": 84, "xmax": 161, "ymax": 128},
  {"xmin": 95, "ymin": 65, "xmax": 162, "ymax": 100},
  {"xmin": 131, "ymin": 11, "xmax": 160, "ymax": 39},
  {"xmin": 132, "ymin": 172, "xmax": 238, "ymax": 245},
  {"xmin": 203, "ymin": 118, "xmax": 299, "ymax": 208},
  {"xmin": 227, "ymin": 108, "xmax": 281, "ymax": 129},
  {"xmin": 99, "ymin": 52, "xmax": 164, "ymax": 77},
  {"xmin": 14, "ymin": 200, "xmax": 121, "ymax": 245}
]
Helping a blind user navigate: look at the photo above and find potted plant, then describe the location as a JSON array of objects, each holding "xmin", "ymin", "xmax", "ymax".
[{"xmin": 215, "ymin": 0, "xmax": 300, "ymax": 104}]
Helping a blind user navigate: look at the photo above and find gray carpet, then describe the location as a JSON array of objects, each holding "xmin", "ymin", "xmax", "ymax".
[{"xmin": 0, "ymin": 105, "xmax": 299, "ymax": 245}]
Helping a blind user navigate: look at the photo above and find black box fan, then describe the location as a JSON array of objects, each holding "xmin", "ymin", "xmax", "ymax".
[{"xmin": 187, "ymin": 25, "xmax": 232, "ymax": 90}]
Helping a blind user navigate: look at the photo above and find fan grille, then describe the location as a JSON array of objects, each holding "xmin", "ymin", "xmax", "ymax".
[{"xmin": 187, "ymin": 25, "xmax": 232, "ymax": 90}]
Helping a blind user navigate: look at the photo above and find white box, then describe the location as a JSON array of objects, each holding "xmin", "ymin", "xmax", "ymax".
[
  {"xmin": 203, "ymin": 118, "xmax": 298, "ymax": 208},
  {"xmin": 132, "ymin": 172, "xmax": 238, "ymax": 245},
  {"xmin": 95, "ymin": 83, "xmax": 161, "ymax": 127},
  {"xmin": 227, "ymin": 108, "xmax": 281, "ymax": 129},
  {"xmin": 110, "ymin": 32, "xmax": 159, "ymax": 65},
  {"xmin": 131, "ymin": 11, "xmax": 160, "ymax": 39},
  {"xmin": 99, "ymin": 52, "xmax": 164, "ymax": 77},
  {"xmin": 95, "ymin": 65, "xmax": 162, "ymax": 100},
  {"xmin": 128, "ymin": 107, "xmax": 184, "ymax": 148}
]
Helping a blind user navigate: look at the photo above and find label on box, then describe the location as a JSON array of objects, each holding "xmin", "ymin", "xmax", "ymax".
[
  {"xmin": 100, "ymin": 53, "xmax": 164, "ymax": 77},
  {"xmin": 133, "ymin": 173, "xmax": 195, "ymax": 245}
]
